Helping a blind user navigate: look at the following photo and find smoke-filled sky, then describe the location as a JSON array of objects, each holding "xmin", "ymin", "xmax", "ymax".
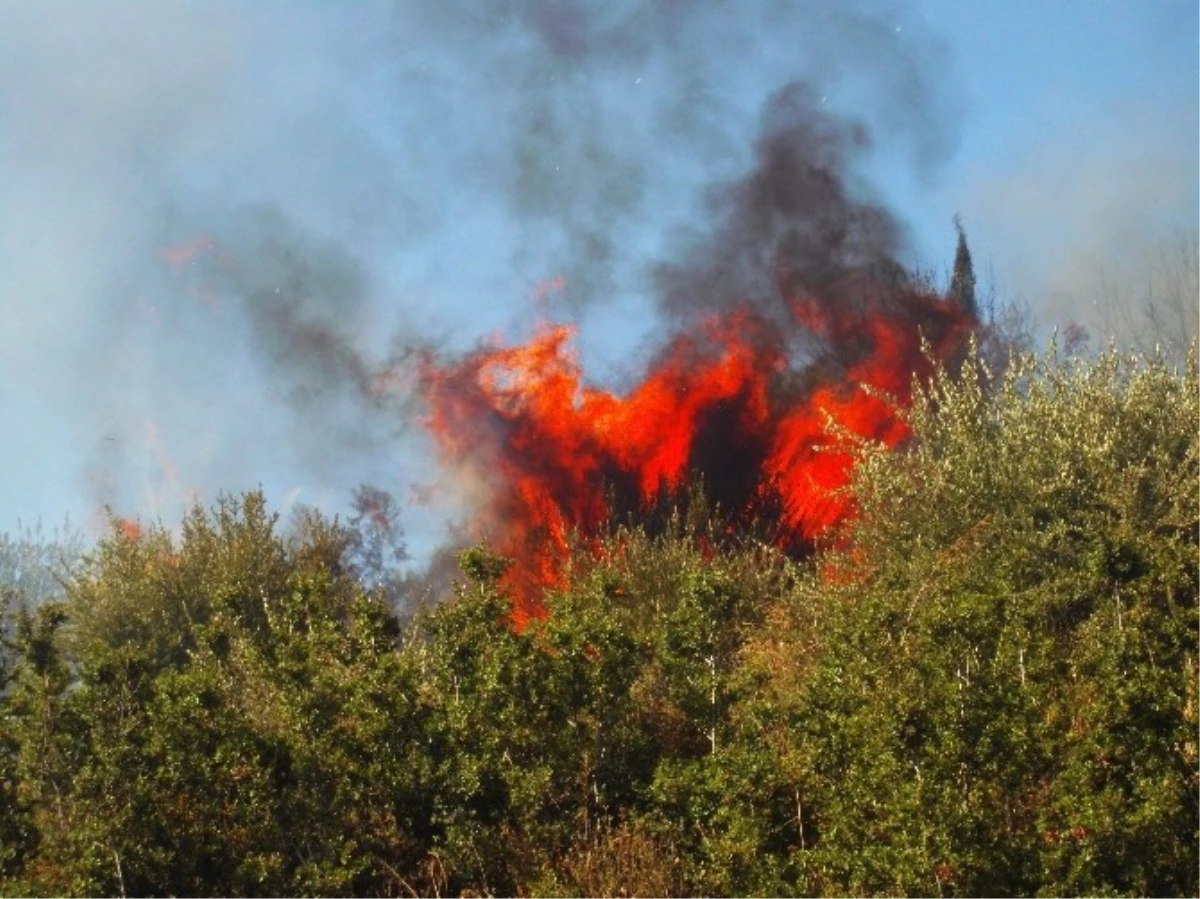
[{"xmin": 1, "ymin": 0, "xmax": 1196, "ymax": 552}]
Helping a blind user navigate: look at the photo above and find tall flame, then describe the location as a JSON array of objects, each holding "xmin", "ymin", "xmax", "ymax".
[{"xmin": 421, "ymin": 284, "xmax": 973, "ymax": 625}]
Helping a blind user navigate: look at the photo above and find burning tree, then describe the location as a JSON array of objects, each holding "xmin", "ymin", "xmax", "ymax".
[
  {"xmin": 420, "ymin": 86, "xmax": 977, "ymax": 623},
  {"xmin": 421, "ymin": 293, "xmax": 972, "ymax": 623}
]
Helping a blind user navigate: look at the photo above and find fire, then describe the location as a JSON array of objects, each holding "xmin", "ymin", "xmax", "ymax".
[
  {"xmin": 144, "ymin": 419, "xmax": 200, "ymax": 513},
  {"xmin": 159, "ymin": 235, "xmax": 222, "ymax": 311},
  {"xmin": 159, "ymin": 235, "xmax": 215, "ymax": 270},
  {"xmin": 421, "ymin": 283, "xmax": 973, "ymax": 625},
  {"xmin": 532, "ymin": 274, "xmax": 566, "ymax": 314},
  {"xmin": 115, "ymin": 517, "xmax": 143, "ymax": 541},
  {"xmin": 100, "ymin": 504, "xmax": 143, "ymax": 542}
]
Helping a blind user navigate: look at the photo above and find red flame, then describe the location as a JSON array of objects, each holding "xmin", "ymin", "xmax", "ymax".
[
  {"xmin": 160, "ymin": 235, "xmax": 222, "ymax": 311},
  {"xmin": 114, "ymin": 515, "xmax": 142, "ymax": 542},
  {"xmin": 144, "ymin": 419, "xmax": 200, "ymax": 513},
  {"xmin": 159, "ymin": 235, "xmax": 215, "ymax": 270},
  {"xmin": 421, "ymin": 287, "xmax": 972, "ymax": 625}
]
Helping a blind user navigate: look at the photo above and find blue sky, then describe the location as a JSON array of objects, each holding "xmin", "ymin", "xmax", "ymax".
[
  {"xmin": 0, "ymin": 0, "xmax": 1195, "ymax": 552},
  {"xmin": 905, "ymin": 0, "xmax": 1197, "ymax": 320}
]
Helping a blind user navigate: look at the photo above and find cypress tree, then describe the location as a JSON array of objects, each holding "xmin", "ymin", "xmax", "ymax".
[{"xmin": 950, "ymin": 214, "xmax": 977, "ymax": 315}]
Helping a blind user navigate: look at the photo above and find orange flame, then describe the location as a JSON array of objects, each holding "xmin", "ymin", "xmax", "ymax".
[
  {"xmin": 421, "ymin": 285, "xmax": 972, "ymax": 625},
  {"xmin": 159, "ymin": 235, "xmax": 215, "ymax": 270},
  {"xmin": 114, "ymin": 515, "xmax": 142, "ymax": 542},
  {"xmin": 144, "ymin": 419, "xmax": 200, "ymax": 513}
]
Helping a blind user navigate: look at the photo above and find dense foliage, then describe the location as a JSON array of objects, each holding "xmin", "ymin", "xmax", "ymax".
[{"xmin": 0, "ymin": 344, "xmax": 1195, "ymax": 897}]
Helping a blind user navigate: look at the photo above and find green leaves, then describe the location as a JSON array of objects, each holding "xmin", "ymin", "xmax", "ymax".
[
  {"xmin": 769, "ymin": 343, "xmax": 1199, "ymax": 896},
  {"xmin": 0, "ymin": 344, "xmax": 1195, "ymax": 896}
]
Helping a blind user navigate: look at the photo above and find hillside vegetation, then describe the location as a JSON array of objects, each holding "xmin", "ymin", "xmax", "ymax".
[{"xmin": 1, "ymin": 344, "xmax": 1196, "ymax": 897}]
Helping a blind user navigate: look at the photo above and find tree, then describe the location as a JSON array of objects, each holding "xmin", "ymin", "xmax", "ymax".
[
  {"xmin": 0, "ymin": 520, "xmax": 83, "ymax": 616},
  {"xmin": 949, "ymin": 214, "xmax": 977, "ymax": 315},
  {"xmin": 0, "ymin": 601, "xmax": 75, "ymax": 892},
  {"xmin": 537, "ymin": 513, "xmax": 800, "ymax": 896},
  {"xmin": 763, "ymin": 341, "xmax": 1199, "ymax": 896},
  {"xmin": 1, "ymin": 340, "xmax": 1195, "ymax": 896},
  {"xmin": 405, "ymin": 514, "xmax": 800, "ymax": 896},
  {"xmin": 339, "ymin": 485, "xmax": 410, "ymax": 610},
  {"xmin": 1093, "ymin": 229, "xmax": 1199, "ymax": 364},
  {"xmin": 0, "ymin": 492, "xmax": 436, "ymax": 896},
  {"xmin": 918, "ymin": 220, "xmax": 1034, "ymax": 377}
]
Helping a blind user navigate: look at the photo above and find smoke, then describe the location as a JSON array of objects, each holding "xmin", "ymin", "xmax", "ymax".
[
  {"xmin": 0, "ymin": 0, "xmax": 961, "ymax": 555},
  {"xmin": 929, "ymin": 0, "xmax": 1199, "ymax": 352},
  {"xmin": 654, "ymin": 82, "xmax": 909, "ymax": 333},
  {"xmin": 959, "ymin": 97, "xmax": 1198, "ymax": 349}
]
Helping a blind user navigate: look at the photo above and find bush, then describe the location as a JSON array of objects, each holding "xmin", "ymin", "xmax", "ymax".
[
  {"xmin": 766, "ymin": 343, "xmax": 1199, "ymax": 896},
  {"xmin": 0, "ymin": 344, "xmax": 1194, "ymax": 896}
]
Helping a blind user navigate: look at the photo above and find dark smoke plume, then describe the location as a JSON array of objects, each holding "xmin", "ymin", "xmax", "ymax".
[
  {"xmin": 655, "ymin": 82, "xmax": 910, "ymax": 332},
  {"xmin": 1, "ymin": 0, "xmax": 962, "ymax": 553},
  {"xmin": 194, "ymin": 207, "xmax": 419, "ymax": 416}
]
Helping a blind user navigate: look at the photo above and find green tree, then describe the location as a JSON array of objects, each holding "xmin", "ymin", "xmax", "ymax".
[
  {"xmin": 766, "ymin": 342, "xmax": 1198, "ymax": 896},
  {"xmin": 2, "ymin": 601, "xmax": 88, "ymax": 895},
  {"xmin": 411, "ymin": 546, "xmax": 586, "ymax": 895},
  {"xmin": 408, "ymin": 517, "xmax": 799, "ymax": 896},
  {"xmin": 2, "ymin": 339, "xmax": 1195, "ymax": 897},
  {"xmin": 949, "ymin": 214, "xmax": 977, "ymax": 316},
  {"xmin": 536, "ymin": 514, "xmax": 799, "ymax": 896},
  {"xmin": 0, "ymin": 492, "xmax": 439, "ymax": 897}
]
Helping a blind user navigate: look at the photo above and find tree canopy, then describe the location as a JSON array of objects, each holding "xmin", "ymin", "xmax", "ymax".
[{"xmin": 0, "ymin": 343, "xmax": 1195, "ymax": 897}]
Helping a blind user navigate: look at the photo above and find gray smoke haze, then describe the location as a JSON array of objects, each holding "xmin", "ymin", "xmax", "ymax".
[
  {"xmin": 955, "ymin": 95, "xmax": 1198, "ymax": 353},
  {"xmin": 0, "ymin": 0, "xmax": 961, "ymax": 548},
  {"xmin": 924, "ymin": 0, "xmax": 1198, "ymax": 356},
  {"xmin": 654, "ymin": 82, "xmax": 909, "ymax": 332}
]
